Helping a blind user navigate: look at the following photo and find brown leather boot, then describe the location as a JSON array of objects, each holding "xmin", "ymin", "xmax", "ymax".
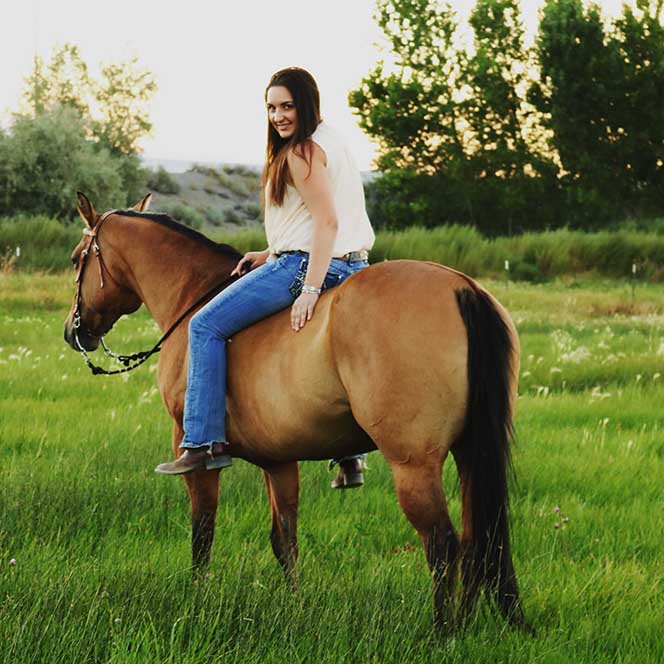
[
  {"xmin": 155, "ymin": 443, "xmax": 232, "ymax": 475},
  {"xmin": 330, "ymin": 458, "xmax": 365, "ymax": 489}
]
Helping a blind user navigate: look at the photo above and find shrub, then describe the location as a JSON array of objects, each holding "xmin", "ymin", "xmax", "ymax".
[
  {"xmin": 203, "ymin": 207, "xmax": 225, "ymax": 227},
  {"xmin": 242, "ymin": 202, "xmax": 262, "ymax": 221},
  {"xmin": 147, "ymin": 166, "xmax": 180, "ymax": 195},
  {"xmin": 159, "ymin": 203, "xmax": 204, "ymax": 230},
  {"xmin": 224, "ymin": 208, "xmax": 243, "ymax": 225},
  {"xmin": 0, "ymin": 107, "xmax": 127, "ymax": 219},
  {"xmin": 223, "ymin": 164, "xmax": 258, "ymax": 177}
]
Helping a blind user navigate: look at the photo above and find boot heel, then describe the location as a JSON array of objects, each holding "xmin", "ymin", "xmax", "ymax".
[
  {"xmin": 205, "ymin": 454, "xmax": 233, "ymax": 470},
  {"xmin": 342, "ymin": 471, "xmax": 364, "ymax": 488},
  {"xmin": 205, "ymin": 454, "xmax": 232, "ymax": 470}
]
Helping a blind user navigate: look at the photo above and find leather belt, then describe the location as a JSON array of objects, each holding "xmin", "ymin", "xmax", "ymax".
[{"xmin": 276, "ymin": 249, "xmax": 369, "ymax": 264}]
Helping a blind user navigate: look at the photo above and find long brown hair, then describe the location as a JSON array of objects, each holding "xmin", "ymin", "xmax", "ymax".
[{"xmin": 261, "ymin": 67, "xmax": 322, "ymax": 209}]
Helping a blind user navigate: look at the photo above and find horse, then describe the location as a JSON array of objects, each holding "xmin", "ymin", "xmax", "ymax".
[{"xmin": 63, "ymin": 192, "xmax": 525, "ymax": 632}]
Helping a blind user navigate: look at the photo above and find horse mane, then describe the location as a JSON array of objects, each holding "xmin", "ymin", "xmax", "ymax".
[{"xmin": 116, "ymin": 209, "xmax": 244, "ymax": 260}]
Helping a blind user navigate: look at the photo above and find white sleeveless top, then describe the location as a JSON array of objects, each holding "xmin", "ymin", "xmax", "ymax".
[{"xmin": 264, "ymin": 120, "xmax": 376, "ymax": 256}]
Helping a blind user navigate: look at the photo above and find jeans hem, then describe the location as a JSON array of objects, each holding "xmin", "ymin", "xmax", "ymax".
[
  {"xmin": 329, "ymin": 454, "xmax": 365, "ymax": 468},
  {"xmin": 179, "ymin": 439, "xmax": 226, "ymax": 450}
]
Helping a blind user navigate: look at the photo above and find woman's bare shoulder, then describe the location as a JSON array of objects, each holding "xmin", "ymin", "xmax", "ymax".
[{"xmin": 287, "ymin": 140, "xmax": 327, "ymax": 168}]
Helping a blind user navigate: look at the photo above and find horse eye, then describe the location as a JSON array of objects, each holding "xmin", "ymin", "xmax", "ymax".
[{"xmin": 71, "ymin": 256, "xmax": 78, "ymax": 268}]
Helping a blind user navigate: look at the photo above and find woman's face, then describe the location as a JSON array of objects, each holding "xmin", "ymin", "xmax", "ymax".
[{"xmin": 267, "ymin": 85, "xmax": 297, "ymax": 139}]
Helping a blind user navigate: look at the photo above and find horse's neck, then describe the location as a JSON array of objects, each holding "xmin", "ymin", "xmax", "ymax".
[{"xmin": 116, "ymin": 219, "xmax": 235, "ymax": 332}]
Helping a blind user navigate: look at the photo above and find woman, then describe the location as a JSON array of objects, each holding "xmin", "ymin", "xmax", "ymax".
[{"xmin": 156, "ymin": 67, "xmax": 375, "ymax": 488}]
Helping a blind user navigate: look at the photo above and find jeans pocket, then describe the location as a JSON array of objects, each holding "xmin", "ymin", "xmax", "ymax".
[
  {"xmin": 322, "ymin": 271, "xmax": 343, "ymax": 291},
  {"xmin": 288, "ymin": 258, "xmax": 308, "ymax": 297}
]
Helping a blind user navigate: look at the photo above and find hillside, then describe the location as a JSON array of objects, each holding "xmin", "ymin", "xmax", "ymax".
[
  {"xmin": 145, "ymin": 162, "xmax": 380, "ymax": 233},
  {"xmin": 146, "ymin": 163, "xmax": 263, "ymax": 233}
]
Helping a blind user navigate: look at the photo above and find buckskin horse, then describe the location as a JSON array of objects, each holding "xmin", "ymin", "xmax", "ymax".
[{"xmin": 63, "ymin": 192, "xmax": 525, "ymax": 631}]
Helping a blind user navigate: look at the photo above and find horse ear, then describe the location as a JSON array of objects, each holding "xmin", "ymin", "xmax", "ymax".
[
  {"xmin": 132, "ymin": 193, "xmax": 152, "ymax": 212},
  {"xmin": 76, "ymin": 192, "xmax": 97, "ymax": 228}
]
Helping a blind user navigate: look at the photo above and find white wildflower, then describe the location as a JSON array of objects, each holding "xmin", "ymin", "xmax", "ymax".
[
  {"xmin": 591, "ymin": 387, "xmax": 611, "ymax": 400},
  {"xmin": 561, "ymin": 346, "xmax": 591, "ymax": 364}
]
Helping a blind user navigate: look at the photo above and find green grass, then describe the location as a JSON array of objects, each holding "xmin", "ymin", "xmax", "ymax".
[{"xmin": 0, "ymin": 273, "xmax": 662, "ymax": 662}]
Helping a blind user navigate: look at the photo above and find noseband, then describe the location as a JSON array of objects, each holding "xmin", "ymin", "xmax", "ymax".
[{"xmin": 72, "ymin": 210, "xmax": 237, "ymax": 376}]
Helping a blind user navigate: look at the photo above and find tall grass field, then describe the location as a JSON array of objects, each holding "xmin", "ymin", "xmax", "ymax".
[
  {"xmin": 4, "ymin": 214, "xmax": 664, "ymax": 281},
  {"xmin": 1, "ymin": 271, "xmax": 662, "ymax": 663}
]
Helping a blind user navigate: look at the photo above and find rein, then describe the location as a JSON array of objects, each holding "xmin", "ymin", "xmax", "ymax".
[{"xmin": 72, "ymin": 210, "xmax": 237, "ymax": 376}]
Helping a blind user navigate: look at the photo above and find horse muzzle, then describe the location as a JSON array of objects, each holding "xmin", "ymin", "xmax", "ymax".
[{"xmin": 63, "ymin": 317, "xmax": 100, "ymax": 352}]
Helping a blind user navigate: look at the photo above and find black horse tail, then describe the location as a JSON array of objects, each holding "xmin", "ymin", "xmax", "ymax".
[{"xmin": 454, "ymin": 286, "xmax": 524, "ymax": 624}]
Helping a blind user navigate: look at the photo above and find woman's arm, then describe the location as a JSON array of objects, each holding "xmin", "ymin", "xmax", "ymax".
[{"xmin": 287, "ymin": 141, "xmax": 338, "ymax": 331}]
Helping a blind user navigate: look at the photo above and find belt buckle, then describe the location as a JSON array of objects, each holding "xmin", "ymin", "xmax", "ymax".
[{"xmin": 346, "ymin": 250, "xmax": 366, "ymax": 263}]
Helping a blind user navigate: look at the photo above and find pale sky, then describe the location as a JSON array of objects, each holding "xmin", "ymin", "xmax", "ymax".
[{"xmin": 1, "ymin": 0, "xmax": 629, "ymax": 171}]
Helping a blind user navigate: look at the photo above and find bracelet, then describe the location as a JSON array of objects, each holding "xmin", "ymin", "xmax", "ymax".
[{"xmin": 301, "ymin": 284, "xmax": 321, "ymax": 295}]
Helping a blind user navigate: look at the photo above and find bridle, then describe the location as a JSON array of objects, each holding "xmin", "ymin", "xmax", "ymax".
[{"xmin": 72, "ymin": 209, "xmax": 237, "ymax": 376}]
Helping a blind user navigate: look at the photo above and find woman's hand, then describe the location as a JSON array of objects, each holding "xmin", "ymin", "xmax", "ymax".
[
  {"xmin": 231, "ymin": 249, "xmax": 270, "ymax": 277},
  {"xmin": 291, "ymin": 291, "xmax": 319, "ymax": 331}
]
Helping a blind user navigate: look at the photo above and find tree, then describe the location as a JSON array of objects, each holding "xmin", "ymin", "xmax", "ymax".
[
  {"xmin": 0, "ymin": 44, "xmax": 159, "ymax": 217},
  {"xmin": 529, "ymin": 0, "xmax": 664, "ymax": 222},
  {"xmin": 94, "ymin": 57, "xmax": 158, "ymax": 155},
  {"xmin": 462, "ymin": 0, "xmax": 559, "ymax": 233},
  {"xmin": 350, "ymin": 0, "xmax": 559, "ymax": 233},
  {"xmin": 349, "ymin": 0, "xmax": 468, "ymax": 175},
  {"xmin": 21, "ymin": 44, "xmax": 157, "ymax": 155},
  {"xmin": 529, "ymin": 1, "xmax": 625, "ymax": 212},
  {"xmin": 612, "ymin": 0, "xmax": 664, "ymax": 212},
  {"xmin": 0, "ymin": 107, "xmax": 125, "ymax": 218},
  {"xmin": 465, "ymin": 0, "xmax": 544, "ymax": 178},
  {"xmin": 349, "ymin": 0, "xmax": 480, "ymax": 229},
  {"xmin": 23, "ymin": 44, "xmax": 93, "ymax": 119}
]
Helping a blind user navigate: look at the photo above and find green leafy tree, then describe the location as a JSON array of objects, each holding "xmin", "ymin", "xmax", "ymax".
[
  {"xmin": 0, "ymin": 107, "xmax": 125, "ymax": 218},
  {"xmin": 349, "ymin": 0, "xmax": 468, "ymax": 175},
  {"xmin": 354, "ymin": 0, "xmax": 664, "ymax": 231},
  {"xmin": 349, "ymin": 0, "xmax": 478, "ymax": 229},
  {"xmin": 465, "ymin": 0, "xmax": 544, "ymax": 178},
  {"xmin": 351, "ymin": 0, "xmax": 561, "ymax": 233},
  {"xmin": 23, "ymin": 44, "xmax": 93, "ymax": 119},
  {"xmin": 612, "ymin": 0, "xmax": 664, "ymax": 212},
  {"xmin": 94, "ymin": 57, "xmax": 158, "ymax": 155},
  {"xmin": 22, "ymin": 44, "xmax": 157, "ymax": 156},
  {"xmin": 529, "ymin": 1, "xmax": 625, "ymax": 212},
  {"xmin": 463, "ymin": 0, "xmax": 559, "ymax": 233},
  {"xmin": 0, "ymin": 44, "xmax": 159, "ymax": 217}
]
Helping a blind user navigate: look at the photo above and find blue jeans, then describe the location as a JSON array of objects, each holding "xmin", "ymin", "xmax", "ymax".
[{"xmin": 181, "ymin": 251, "xmax": 369, "ymax": 466}]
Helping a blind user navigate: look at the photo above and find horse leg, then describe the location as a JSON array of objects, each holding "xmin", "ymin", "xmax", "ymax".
[
  {"xmin": 262, "ymin": 462, "xmax": 299, "ymax": 588},
  {"xmin": 171, "ymin": 424, "xmax": 221, "ymax": 572},
  {"xmin": 390, "ymin": 461, "xmax": 459, "ymax": 633},
  {"xmin": 450, "ymin": 448, "xmax": 482, "ymax": 622},
  {"xmin": 184, "ymin": 469, "xmax": 221, "ymax": 572}
]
